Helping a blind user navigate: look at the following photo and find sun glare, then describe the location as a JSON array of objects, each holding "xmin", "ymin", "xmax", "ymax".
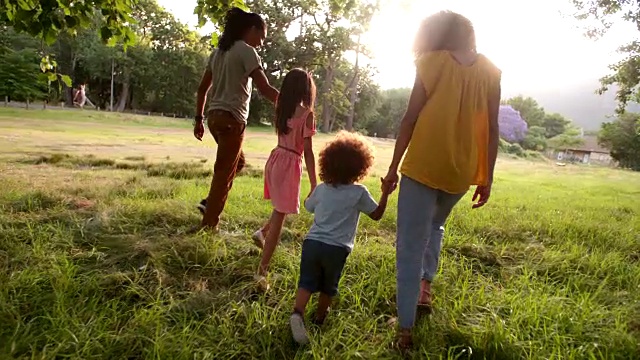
[
  {"xmin": 159, "ymin": 0, "xmax": 630, "ymax": 95},
  {"xmin": 363, "ymin": 0, "xmax": 630, "ymax": 95}
]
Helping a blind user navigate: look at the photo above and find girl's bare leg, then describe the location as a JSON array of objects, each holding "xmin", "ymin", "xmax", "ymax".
[
  {"xmin": 258, "ymin": 210, "xmax": 286, "ymax": 276},
  {"xmin": 261, "ymin": 221, "xmax": 270, "ymax": 236}
]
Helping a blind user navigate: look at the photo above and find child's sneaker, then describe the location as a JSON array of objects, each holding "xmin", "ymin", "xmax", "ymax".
[
  {"xmin": 289, "ymin": 312, "xmax": 309, "ymax": 345},
  {"xmin": 197, "ymin": 199, "xmax": 207, "ymax": 215},
  {"xmin": 252, "ymin": 229, "xmax": 265, "ymax": 249}
]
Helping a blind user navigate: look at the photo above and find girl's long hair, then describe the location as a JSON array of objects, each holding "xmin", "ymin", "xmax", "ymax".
[
  {"xmin": 218, "ymin": 7, "xmax": 266, "ymax": 52},
  {"xmin": 275, "ymin": 69, "xmax": 316, "ymax": 135}
]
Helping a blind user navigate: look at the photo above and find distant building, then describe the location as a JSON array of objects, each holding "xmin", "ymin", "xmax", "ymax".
[{"xmin": 552, "ymin": 135, "xmax": 614, "ymax": 165}]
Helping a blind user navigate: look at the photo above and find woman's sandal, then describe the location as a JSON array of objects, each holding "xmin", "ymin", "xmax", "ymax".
[
  {"xmin": 417, "ymin": 287, "xmax": 433, "ymax": 317},
  {"xmin": 395, "ymin": 329, "xmax": 413, "ymax": 353}
]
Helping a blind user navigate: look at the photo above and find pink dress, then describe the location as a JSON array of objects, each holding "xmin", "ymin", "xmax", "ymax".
[{"xmin": 264, "ymin": 109, "xmax": 316, "ymax": 214}]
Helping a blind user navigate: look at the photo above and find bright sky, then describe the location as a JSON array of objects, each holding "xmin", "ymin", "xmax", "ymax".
[{"xmin": 158, "ymin": 0, "xmax": 633, "ymax": 96}]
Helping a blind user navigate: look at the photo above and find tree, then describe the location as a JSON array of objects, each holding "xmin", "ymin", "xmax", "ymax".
[
  {"xmin": 245, "ymin": 0, "xmax": 314, "ymax": 125},
  {"xmin": 542, "ymin": 112, "xmax": 572, "ymax": 138},
  {"xmin": 33, "ymin": 0, "xmax": 208, "ymax": 114},
  {"xmin": 352, "ymin": 66, "xmax": 382, "ymax": 132},
  {"xmin": 498, "ymin": 105, "xmax": 528, "ymax": 143},
  {"xmin": 598, "ymin": 112, "xmax": 640, "ymax": 170},
  {"xmin": 284, "ymin": 0, "xmax": 363, "ymax": 132},
  {"xmin": 1, "ymin": 0, "xmax": 136, "ymax": 46},
  {"xmin": 0, "ymin": 47, "xmax": 47, "ymax": 106},
  {"xmin": 547, "ymin": 126, "xmax": 585, "ymax": 149},
  {"xmin": 504, "ymin": 96, "xmax": 546, "ymax": 127},
  {"xmin": 522, "ymin": 126, "xmax": 547, "ymax": 151},
  {"xmin": 573, "ymin": 0, "xmax": 640, "ymax": 113},
  {"xmin": 345, "ymin": 1, "xmax": 379, "ymax": 131},
  {"xmin": 1, "ymin": 0, "xmax": 138, "ymax": 87},
  {"xmin": 243, "ymin": 0, "xmax": 380, "ymax": 131},
  {"xmin": 195, "ymin": 0, "xmax": 248, "ymax": 38},
  {"xmin": 361, "ymin": 88, "xmax": 410, "ymax": 138}
]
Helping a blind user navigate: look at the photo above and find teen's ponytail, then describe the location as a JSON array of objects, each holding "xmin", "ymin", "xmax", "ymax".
[{"xmin": 218, "ymin": 7, "xmax": 266, "ymax": 51}]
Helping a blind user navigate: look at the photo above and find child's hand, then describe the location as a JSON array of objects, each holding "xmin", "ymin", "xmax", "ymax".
[{"xmin": 306, "ymin": 186, "xmax": 315, "ymax": 200}]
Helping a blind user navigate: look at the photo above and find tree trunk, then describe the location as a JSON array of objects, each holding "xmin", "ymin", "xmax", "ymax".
[
  {"xmin": 4, "ymin": 96, "xmax": 7, "ymax": 107},
  {"xmin": 345, "ymin": 75, "xmax": 358, "ymax": 132},
  {"xmin": 64, "ymin": 55, "xmax": 77, "ymax": 107},
  {"xmin": 116, "ymin": 79, "xmax": 130, "ymax": 112},
  {"xmin": 26, "ymin": 98, "xmax": 30, "ymax": 109},
  {"xmin": 320, "ymin": 57, "xmax": 336, "ymax": 133},
  {"xmin": 328, "ymin": 107, "xmax": 336, "ymax": 132},
  {"xmin": 345, "ymin": 35, "xmax": 361, "ymax": 132},
  {"xmin": 299, "ymin": 9, "xmax": 304, "ymax": 36}
]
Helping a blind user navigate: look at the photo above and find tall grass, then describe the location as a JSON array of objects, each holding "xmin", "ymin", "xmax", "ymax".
[{"xmin": 0, "ymin": 110, "xmax": 639, "ymax": 358}]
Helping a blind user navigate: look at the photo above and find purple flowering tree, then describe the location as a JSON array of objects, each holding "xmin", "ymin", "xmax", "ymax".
[{"xmin": 498, "ymin": 105, "xmax": 528, "ymax": 143}]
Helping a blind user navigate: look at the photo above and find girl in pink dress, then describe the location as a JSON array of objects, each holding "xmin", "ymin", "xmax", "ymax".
[{"xmin": 254, "ymin": 69, "xmax": 317, "ymax": 290}]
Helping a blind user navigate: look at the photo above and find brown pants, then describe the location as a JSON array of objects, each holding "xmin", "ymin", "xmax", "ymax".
[{"xmin": 202, "ymin": 110, "xmax": 246, "ymax": 228}]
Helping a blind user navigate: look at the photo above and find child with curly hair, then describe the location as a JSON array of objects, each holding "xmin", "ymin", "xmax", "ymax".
[{"xmin": 289, "ymin": 132, "xmax": 394, "ymax": 345}]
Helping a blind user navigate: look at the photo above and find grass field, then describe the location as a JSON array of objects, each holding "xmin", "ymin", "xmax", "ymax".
[{"xmin": 1, "ymin": 108, "xmax": 639, "ymax": 359}]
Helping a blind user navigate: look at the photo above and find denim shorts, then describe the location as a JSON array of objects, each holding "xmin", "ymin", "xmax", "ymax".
[{"xmin": 298, "ymin": 239, "xmax": 349, "ymax": 296}]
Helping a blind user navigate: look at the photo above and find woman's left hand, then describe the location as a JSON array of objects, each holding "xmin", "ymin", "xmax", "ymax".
[{"xmin": 472, "ymin": 184, "xmax": 492, "ymax": 209}]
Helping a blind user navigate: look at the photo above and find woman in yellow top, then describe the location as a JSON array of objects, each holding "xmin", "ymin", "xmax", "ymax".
[{"xmin": 382, "ymin": 11, "xmax": 501, "ymax": 349}]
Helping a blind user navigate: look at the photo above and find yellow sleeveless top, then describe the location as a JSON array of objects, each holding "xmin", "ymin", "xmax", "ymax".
[{"xmin": 400, "ymin": 51, "xmax": 501, "ymax": 194}]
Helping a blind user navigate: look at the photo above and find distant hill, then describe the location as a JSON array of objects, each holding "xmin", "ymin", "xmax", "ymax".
[{"xmin": 506, "ymin": 80, "xmax": 640, "ymax": 131}]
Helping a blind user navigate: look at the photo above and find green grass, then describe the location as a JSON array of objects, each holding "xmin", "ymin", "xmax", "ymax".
[{"xmin": 1, "ymin": 108, "xmax": 639, "ymax": 359}]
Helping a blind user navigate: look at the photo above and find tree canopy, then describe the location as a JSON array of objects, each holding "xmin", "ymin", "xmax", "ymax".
[
  {"xmin": 573, "ymin": 0, "xmax": 640, "ymax": 112},
  {"xmin": 501, "ymin": 95, "xmax": 584, "ymax": 151},
  {"xmin": 598, "ymin": 112, "xmax": 640, "ymax": 170},
  {"xmin": 1, "ymin": 0, "xmax": 607, "ymax": 159}
]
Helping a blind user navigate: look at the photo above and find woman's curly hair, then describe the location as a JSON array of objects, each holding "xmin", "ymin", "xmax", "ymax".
[
  {"xmin": 319, "ymin": 131, "xmax": 374, "ymax": 185},
  {"xmin": 413, "ymin": 11, "xmax": 476, "ymax": 58}
]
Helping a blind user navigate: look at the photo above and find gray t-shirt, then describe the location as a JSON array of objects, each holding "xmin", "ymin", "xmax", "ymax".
[
  {"xmin": 304, "ymin": 183, "xmax": 378, "ymax": 251},
  {"xmin": 207, "ymin": 41, "xmax": 262, "ymax": 122}
]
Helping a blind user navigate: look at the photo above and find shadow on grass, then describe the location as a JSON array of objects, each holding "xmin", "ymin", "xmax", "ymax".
[
  {"xmin": 439, "ymin": 326, "xmax": 525, "ymax": 360},
  {"xmin": 21, "ymin": 153, "xmax": 263, "ymax": 180}
]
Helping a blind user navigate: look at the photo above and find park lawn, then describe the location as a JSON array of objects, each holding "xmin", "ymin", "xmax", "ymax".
[{"xmin": 0, "ymin": 108, "xmax": 639, "ymax": 359}]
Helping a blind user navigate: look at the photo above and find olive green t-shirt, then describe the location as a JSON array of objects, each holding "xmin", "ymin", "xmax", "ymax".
[{"xmin": 207, "ymin": 40, "xmax": 262, "ymax": 123}]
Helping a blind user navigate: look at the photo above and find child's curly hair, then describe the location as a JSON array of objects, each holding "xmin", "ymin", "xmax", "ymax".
[{"xmin": 319, "ymin": 131, "xmax": 374, "ymax": 185}]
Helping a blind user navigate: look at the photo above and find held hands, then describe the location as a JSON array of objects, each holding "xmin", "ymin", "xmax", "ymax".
[
  {"xmin": 306, "ymin": 183, "xmax": 317, "ymax": 200},
  {"xmin": 193, "ymin": 121, "xmax": 205, "ymax": 141},
  {"xmin": 381, "ymin": 170, "xmax": 399, "ymax": 195}
]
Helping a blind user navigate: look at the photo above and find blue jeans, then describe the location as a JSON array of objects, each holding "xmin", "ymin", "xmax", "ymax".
[{"xmin": 396, "ymin": 176, "xmax": 465, "ymax": 329}]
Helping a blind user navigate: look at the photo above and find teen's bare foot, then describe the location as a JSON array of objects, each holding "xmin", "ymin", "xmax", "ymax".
[{"xmin": 253, "ymin": 274, "xmax": 270, "ymax": 292}]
